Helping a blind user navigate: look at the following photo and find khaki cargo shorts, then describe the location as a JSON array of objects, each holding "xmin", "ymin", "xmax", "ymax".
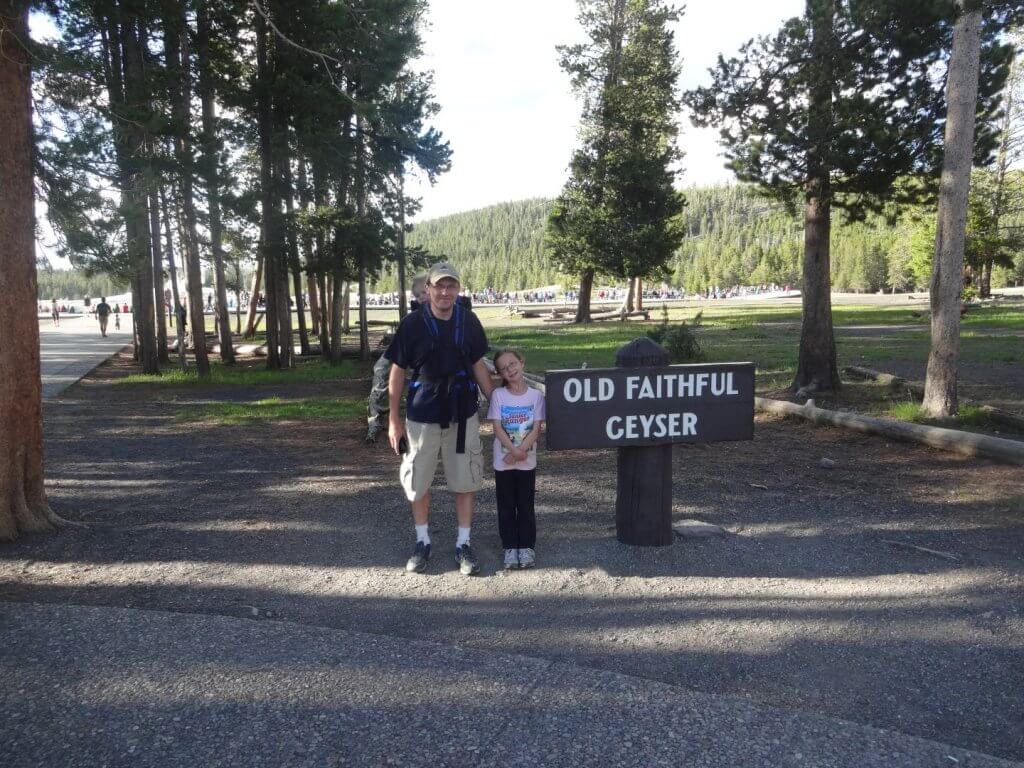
[{"xmin": 400, "ymin": 414, "xmax": 484, "ymax": 502}]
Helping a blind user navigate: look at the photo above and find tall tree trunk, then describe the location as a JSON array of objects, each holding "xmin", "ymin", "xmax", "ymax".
[
  {"xmin": 620, "ymin": 278, "xmax": 635, "ymax": 317},
  {"xmin": 196, "ymin": 1, "xmax": 234, "ymax": 363},
  {"xmin": 318, "ymin": 272, "xmax": 331, "ymax": 362},
  {"xmin": 574, "ymin": 268, "xmax": 595, "ymax": 323},
  {"xmin": 283, "ymin": 158, "xmax": 309, "ymax": 355},
  {"xmin": 117, "ymin": 6, "xmax": 159, "ymax": 374},
  {"xmin": 356, "ymin": 123, "xmax": 370, "ymax": 360},
  {"xmin": 255, "ymin": 10, "xmax": 280, "ymax": 368},
  {"xmin": 634, "ymin": 277, "xmax": 643, "ymax": 311},
  {"xmin": 793, "ymin": 0, "xmax": 838, "ymax": 394},
  {"xmin": 307, "ymin": 274, "xmax": 321, "ymax": 336},
  {"xmin": 244, "ymin": 254, "xmax": 263, "ymax": 338},
  {"xmin": 982, "ymin": 39, "xmax": 1019, "ymax": 300},
  {"xmin": 923, "ymin": 2, "xmax": 982, "ymax": 417},
  {"xmin": 330, "ymin": 271, "xmax": 344, "ymax": 364},
  {"xmin": 297, "ymin": 156, "xmax": 320, "ymax": 336},
  {"xmin": 165, "ymin": 5, "xmax": 209, "ymax": 376},
  {"xmin": 159, "ymin": 186, "xmax": 188, "ymax": 370},
  {"xmin": 342, "ymin": 281, "xmax": 351, "ymax": 335},
  {"xmin": 397, "ymin": 171, "xmax": 409, "ymax": 318},
  {"xmin": 148, "ymin": 188, "xmax": 169, "ymax": 362},
  {"xmin": 0, "ymin": 1, "xmax": 61, "ymax": 538}
]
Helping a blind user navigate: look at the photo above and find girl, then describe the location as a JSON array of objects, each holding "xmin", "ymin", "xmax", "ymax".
[{"xmin": 488, "ymin": 348, "xmax": 545, "ymax": 569}]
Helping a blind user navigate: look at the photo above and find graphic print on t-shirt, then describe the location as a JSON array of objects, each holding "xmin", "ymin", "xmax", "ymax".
[{"xmin": 500, "ymin": 404, "xmax": 535, "ymax": 454}]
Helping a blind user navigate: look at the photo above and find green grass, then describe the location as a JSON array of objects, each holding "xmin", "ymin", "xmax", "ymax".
[
  {"xmin": 175, "ymin": 396, "xmax": 364, "ymax": 424},
  {"xmin": 483, "ymin": 301, "xmax": 1023, "ymax": 394},
  {"xmin": 117, "ymin": 358, "xmax": 360, "ymax": 388},
  {"xmin": 886, "ymin": 402, "xmax": 994, "ymax": 428}
]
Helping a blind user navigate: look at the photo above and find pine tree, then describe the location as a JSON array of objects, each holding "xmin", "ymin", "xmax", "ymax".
[
  {"xmin": 684, "ymin": 0, "xmax": 1017, "ymax": 394},
  {"xmin": 547, "ymin": 0, "xmax": 685, "ymax": 323}
]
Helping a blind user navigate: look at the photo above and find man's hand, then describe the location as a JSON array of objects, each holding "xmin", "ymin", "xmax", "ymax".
[
  {"xmin": 509, "ymin": 446, "xmax": 528, "ymax": 463},
  {"xmin": 388, "ymin": 418, "xmax": 406, "ymax": 456}
]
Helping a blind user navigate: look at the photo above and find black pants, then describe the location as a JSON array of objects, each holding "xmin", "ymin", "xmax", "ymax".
[{"xmin": 495, "ymin": 469, "xmax": 536, "ymax": 549}]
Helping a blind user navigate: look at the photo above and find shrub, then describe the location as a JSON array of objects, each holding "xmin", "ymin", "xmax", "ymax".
[{"xmin": 647, "ymin": 320, "xmax": 702, "ymax": 362}]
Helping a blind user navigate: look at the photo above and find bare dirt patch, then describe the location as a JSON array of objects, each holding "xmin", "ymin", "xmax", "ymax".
[{"xmin": 2, "ymin": 351, "xmax": 1022, "ymax": 761}]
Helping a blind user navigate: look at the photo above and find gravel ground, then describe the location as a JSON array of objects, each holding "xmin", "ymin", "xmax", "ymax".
[
  {"xmin": 2, "ymin": 601, "xmax": 1018, "ymax": 768},
  {"xmin": 1, "ymin": 351, "xmax": 1022, "ymax": 761}
]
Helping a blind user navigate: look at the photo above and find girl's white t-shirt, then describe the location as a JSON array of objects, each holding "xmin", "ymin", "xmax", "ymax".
[{"xmin": 487, "ymin": 386, "xmax": 546, "ymax": 471}]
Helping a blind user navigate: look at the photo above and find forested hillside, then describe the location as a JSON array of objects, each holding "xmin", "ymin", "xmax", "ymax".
[{"xmin": 399, "ymin": 184, "xmax": 1024, "ymax": 294}]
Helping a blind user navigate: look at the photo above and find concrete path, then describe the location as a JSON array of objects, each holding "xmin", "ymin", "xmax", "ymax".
[
  {"xmin": 39, "ymin": 315, "xmax": 132, "ymax": 398},
  {"xmin": 0, "ymin": 602, "xmax": 1016, "ymax": 768}
]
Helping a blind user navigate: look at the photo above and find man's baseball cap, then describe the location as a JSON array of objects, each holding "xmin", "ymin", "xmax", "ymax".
[{"xmin": 428, "ymin": 261, "xmax": 461, "ymax": 285}]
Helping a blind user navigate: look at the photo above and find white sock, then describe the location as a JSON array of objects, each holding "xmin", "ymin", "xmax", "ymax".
[
  {"xmin": 456, "ymin": 527, "xmax": 471, "ymax": 548},
  {"xmin": 415, "ymin": 524, "xmax": 430, "ymax": 545}
]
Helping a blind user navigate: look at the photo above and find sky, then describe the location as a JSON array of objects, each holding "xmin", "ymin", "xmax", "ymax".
[
  {"xmin": 405, "ymin": 0, "xmax": 804, "ymax": 222},
  {"xmin": 34, "ymin": 0, "xmax": 806, "ymax": 267}
]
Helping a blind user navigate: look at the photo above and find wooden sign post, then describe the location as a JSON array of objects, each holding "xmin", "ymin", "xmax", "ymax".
[{"xmin": 545, "ymin": 338, "xmax": 755, "ymax": 547}]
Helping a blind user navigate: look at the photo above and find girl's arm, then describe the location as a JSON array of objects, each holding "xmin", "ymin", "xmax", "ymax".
[
  {"xmin": 519, "ymin": 419, "xmax": 544, "ymax": 453},
  {"xmin": 491, "ymin": 420, "xmax": 519, "ymax": 454}
]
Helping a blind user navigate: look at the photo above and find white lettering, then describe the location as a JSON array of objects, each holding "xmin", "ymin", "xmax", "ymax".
[
  {"xmin": 606, "ymin": 416, "xmax": 623, "ymax": 440},
  {"xmin": 653, "ymin": 413, "xmax": 667, "ymax": 437},
  {"xmin": 727, "ymin": 372, "xmax": 738, "ymax": 395},
  {"xmin": 625, "ymin": 415, "xmax": 638, "ymax": 439},
  {"xmin": 564, "ymin": 378, "xmax": 582, "ymax": 403},
  {"xmin": 683, "ymin": 412, "xmax": 698, "ymax": 435},
  {"xmin": 711, "ymin": 373, "xmax": 726, "ymax": 396},
  {"xmin": 640, "ymin": 414, "xmax": 656, "ymax": 435},
  {"xmin": 668, "ymin": 412, "xmax": 680, "ymax": 435},
  {"xmin": 696, "ymin": 373, "xmax": 709, "ymax": 396},
  {"xmin": 583, "ymin": 378, "xmax": 597, "ymax": 402},
  {"xmin": 626, "ymin": 376, "xmax": 640, "ymax": 399},
  {"xmin": 639, "ymin": 377, "xmax": 655, "ymax": 399},
  {"xmin": 599, "ymin": 377, "xmax": 615, "ymax": 401},
  {"xmin": 678, "ymin": 374, "xmax": 694, "ymax": 397}
]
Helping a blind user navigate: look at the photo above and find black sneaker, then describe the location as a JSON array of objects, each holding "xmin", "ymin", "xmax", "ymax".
[
  {"xmin": 455, "ymin": 543, "xmax": 481, "ymax": 576},
  {"xmin": 406, "ymin": 541, "xmax": 430, "ymax": 573}
]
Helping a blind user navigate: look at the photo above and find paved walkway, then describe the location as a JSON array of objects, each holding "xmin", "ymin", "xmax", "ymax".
[
  {"xmin": 39, "ymin": 315, "xmax": 132, "ymax": 398},
  {"xmin": 0, "ymin": 602, "xmax": 1016, "ymax": 768}
]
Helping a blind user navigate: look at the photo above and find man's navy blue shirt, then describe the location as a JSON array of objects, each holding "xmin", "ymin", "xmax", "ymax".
[{"xmin": 386, "ymin": 306, "xmax": 488, "ymax": 424}]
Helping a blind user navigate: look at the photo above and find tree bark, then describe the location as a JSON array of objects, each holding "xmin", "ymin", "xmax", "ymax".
[
  {"xmin": 283, "ymin": 158, "xmax": 309, "ymax": 355},
  {"xmin": 318, "ymin": 272, "xmax": 332, "ymax": 362},
  {"xmin": 148, "ymin": 188, "xmax": 169, "ymax": 362},
  {"xmin": 165, "ymin": 4, "xmax": 209, "ymax": 376},
  {"xmin": 255, "ymin": 10, "xmax": 280, "ymax": 368},
  {"xmin": 355, "ymin": 123, "xmax": 370, "ymax": 360},
  {"xmin": 574, "ymin": 268, "xmax": 595, "ymax": 323},
  {"xmin": 159, "ymin": 186, "xmax": 188, "ymax": 370},
  {"xmin": 118, "ymin": 6, "xmax": 159, "ymax": 374},
  {"xmin": 307, "ymin": 274, "xmax": 321, "ymax": 337},
  {"xmin": 196, "ymin": 1, "xmax": 234, "ymax": 363},
  {"xmin": 397, "ymin": 171, "xmax": 409, "ymax": 318},
  {"xmin": 793, "ymin": 0, "xmax": 838, "ymax": 394},
  {"xmin": 923, "ymin": 2, "xmax": 981, "ymax": 417},
  {"xmin": 330, "ymin": 272, "xmax": 344, "ymax": 364},
  {"xmin": 634, "ymin": 277, "xmax": 643, "ymax": 311},
  {"xmin": 244, "ymin": 253, "xmax": 263, "ymax": 338},
  {"xmin": 0, "ymin": 2, "xmax": 62, "ymax": 539}
]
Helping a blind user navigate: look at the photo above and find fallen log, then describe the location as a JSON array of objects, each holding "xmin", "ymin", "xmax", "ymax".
[
  {"xmin": 844, "ymin": 365, "xmax": 1024, "ymax": 431},
  {"xmin": 755, "ymin": 397, "xmax": 1024, "ymax": 466}
]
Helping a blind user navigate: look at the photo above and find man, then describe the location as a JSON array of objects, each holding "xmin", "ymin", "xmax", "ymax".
[
  {"xmin": 365, "ymin": 273, "xmax": 429, "ymax": 443},
  {"xmin": 95, "ymin": 297, "xmax": 112, "ymax": 337},
  {"xmin": 387, "ymin": 262, "xmax": 493, "ymax": 576}
]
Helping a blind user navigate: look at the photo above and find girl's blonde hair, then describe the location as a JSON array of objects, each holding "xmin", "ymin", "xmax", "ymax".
[{"xmin": 492, "ymin": 348, "xmax": 524, "ymax": 383}]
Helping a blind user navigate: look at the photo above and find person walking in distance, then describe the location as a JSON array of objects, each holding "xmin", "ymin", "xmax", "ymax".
[
  {"xmin": 488, "ymin": 349, "xmax": 545, "ymax": 569},
  {"xmin": 50, "ymin": 298, "xmax": 59, "ymax": 327},
  {"xmin": 95, "ymin": 297, "xmax": 112, "ymax": 337},
  {"xmin": 387, "ymin": 262, "xmax": 493, "ymax": 575}
]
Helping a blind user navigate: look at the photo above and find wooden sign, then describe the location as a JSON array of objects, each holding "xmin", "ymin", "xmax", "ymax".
[{"xmin": 545, "ymin": 362, "xmax": 755, "ymax": 450}]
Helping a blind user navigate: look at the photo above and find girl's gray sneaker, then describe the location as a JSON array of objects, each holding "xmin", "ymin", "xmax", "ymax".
[
  {"xmin": 518, "ymin": 548, "xmax": 536, "ymax": 568},
  {"xmin": 504, "ymin": 549, "xmax": 520, "ymax": 570}
]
